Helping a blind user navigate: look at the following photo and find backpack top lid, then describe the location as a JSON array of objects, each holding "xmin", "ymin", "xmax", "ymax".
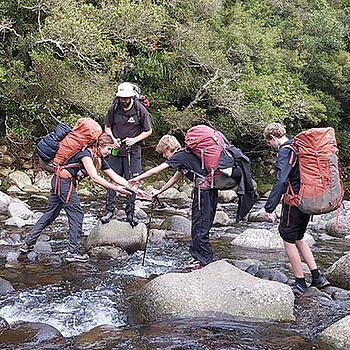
[
  {"xmin": 185, "ymin": 125, "xmax": 225, "ymax": 171},
  {"xmin": 53, "ymin": 118, "xmax": 102, "ymax": 166}
]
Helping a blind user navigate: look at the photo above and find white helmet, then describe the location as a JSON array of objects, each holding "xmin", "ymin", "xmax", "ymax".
[{"xmin": 116, "ymin": 82, "xmax": 136, "ymax": 98}]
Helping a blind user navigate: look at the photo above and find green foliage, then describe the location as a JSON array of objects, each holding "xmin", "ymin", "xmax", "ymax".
[{"xmin": 1, "ymin": 0, "xmax": 350, "ymax": 181}]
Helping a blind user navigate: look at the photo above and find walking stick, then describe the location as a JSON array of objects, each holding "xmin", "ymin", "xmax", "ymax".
[{"xmin": 142, "ymin": 197, "xmax": 157, "ymax": 266}]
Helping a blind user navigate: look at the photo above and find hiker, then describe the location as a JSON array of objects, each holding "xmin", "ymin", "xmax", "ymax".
[
  {"xmin": 101, "ymin": 82, "xmax": 152, "ymax": 226},
  {"xmin": 20, "ymin": 133, "xmax": 147, "ymax": 263},
  {"xmin": 262, "ymin": 122, "xmax": 330, "ymax": 296},
  {"xmin": 129, "ymin": 135, "xmax": 219, "ymax": 269}
]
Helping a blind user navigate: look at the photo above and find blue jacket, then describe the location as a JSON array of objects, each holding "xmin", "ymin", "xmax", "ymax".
[{"xmin": 265, "ymin": 139, "xmax": 300, "ymax": 213}]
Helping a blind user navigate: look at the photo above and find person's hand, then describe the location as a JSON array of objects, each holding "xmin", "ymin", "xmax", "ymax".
[
  {"xmin": 123, "ymin": 137, "xmax": 137, "ymax": 147},
  {"xmin": 113, "ymin": 137, "xmax": 121, "ymax": 148},
  {"xmin": 114, "ymin": 185, "xmax": 132, "ymax": 196},
  {"xmin": 128, "ymin": 178, "xmax": 140, "ymax": 187}
]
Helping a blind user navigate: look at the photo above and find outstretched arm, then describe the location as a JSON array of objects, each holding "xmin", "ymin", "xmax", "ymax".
[
  {"xmin": 129, "ymin": 162, "xmax": 170, "ymax": 184},
  {"xmin": 154, "ymin": 171, "xmax": 183, "ymax": 196},
  {"xmin": 82, "ymin": 157, "xmax": 129, "ymax": 193}
]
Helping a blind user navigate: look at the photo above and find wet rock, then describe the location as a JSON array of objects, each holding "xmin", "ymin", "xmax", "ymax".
[
  {"xmin": 86, "ymin": 219, "xmax": 147, "ymax": 253},
  {"xmin": 218, "ymin": 190, "xmax": 237, "ymax": 203},
  {"xmin": 149, "ymin": 229, "xmax": 168, "ymax": 243},
  {"xmin": 5, "ymin": 216, "xmax": 26, "ymax": 228},
  {"xmin": 231, "ymin": 258, "xmax": 263, "ymax": 275},
  {"xmin": 8, "ymin": 170, "xmax": 32, "ymax": 190},
  {"xmin": 0, "ymin": 317, "xmax": 10, "ymax": 331},
  {"xmin": 135, "ymin": 207, "xmax": 148, "ymax": 220},
  {"xmin": 129, "ymin": 260, "xmax": 295, "ymax": 324},
  {"xmin": 7, "ymin": 185, "xmax": 23, "ymax": 194},
  {"xmin": 0, "ymin": 190, "xmax": 15, "ymax": 206},
  {"xmin": 320, "ymin": 315, "xmax": 350, "ymax": 350},
  {"xmin": 231, "ymin": 228, "xmax": 284, "ymax": 250},
  {"xmin": 75, "ymin": 325, "xmax": 138, "ymax": 348},
  {"xmin": 160, "ymin": 215, "xmax": 191, "ymax": 235},
  {"xmin": 22, "ymin": 184, "xmax": 40, "ymax": 193},
  {"xmin": 0, "ymin": 321, "xmax": 64, "ymax": 347},
  {"xmin": 89, "ymin": 246, "xmax": 128, "ymax": 260},
  {"xmin": 327, "ymin": 254, "xmax": 350, "ymax": 290},
  {"xmin": 255, "ymin": 268, "xmax": 289, "ymax": 284},
  {"xmin": 158, "ymin": 188, "xmax": 188, "ymax": 201},
  {"xmin": 302, "ymin": 286, "xmax": 332, "ymax": 300},
  {"xmin": 34, "ymin": 171, "xmax": 52, "ymax": 192},
  {"xmin": 8, "ymin": 202, "xmax": 34, "ymax": 220},
  {"xmin": 326, "ymin": 286, "xmax": 350, "ymax": 301},
  {"xmin": 245, "ymin": 209, "xmax": 277, "ymax": 223},
  {"xmin": 0, "ymin": 277, "xmax": 15, "ymax": 295},
  {"xmin": 30, "ymin": 194, "xmax": 49, "ymax": 205},
  {"xmin": 213, "ymin": 211, "xmax": 231, "ymax": 226}
]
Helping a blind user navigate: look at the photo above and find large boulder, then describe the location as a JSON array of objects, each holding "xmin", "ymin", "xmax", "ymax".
[
  {"xmin": 129, "ymin": 260, "xmax": 295, "ymax": 324},
  {"xmin": 231, "ymin": 228, "xmax": 284, "ymax": 250},
  {"xmin": 327, "ymin": 254, "xmax": 350, "ymax": 290},
  {"xmin": 320, "ymin": 315, "xmax": 350, "ymax": 350},
  {"xmin": 8, "ymin": 202, "xmax": 34, "ymax": 220},
  {"xmin": 86, "ymin": 220, "xmax": 147, "ymax": 253},
  {"xmin": 245, "ymin": 209, "xmax": 277, "ymax": 223},
  {"xmin": 8, "ymin": 170, "xmax": 32, "ymax": 190},
  {"xmin": 218, "ymin": 190, "xmax": 237, "ymax": 203},
  {"xmin": 160, "ymin": 215, "xmax": 191, "ymax": 235}
]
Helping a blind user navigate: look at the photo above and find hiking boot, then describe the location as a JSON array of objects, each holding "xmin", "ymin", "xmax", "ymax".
[
  {"xmin": 101, "ymin": 211, "xmax": 114, "ymax": 224},
  {"xmin": 19, "ymin": 242, "xmax": 34, "ymax": 254},
  {"xmin": 291, "ymin": 282, "xmax": 307, "ymax": 297},
  {"xmin": 126, "ymin": 213, "xmax": 138, "ymax": 228},
  {"xmin": 65, "ymin": 252, "xmax": 89, "ymax": 263},
  {"xmin": 311, "ymin": 274, "xmax": 330, "ymax": 289}
]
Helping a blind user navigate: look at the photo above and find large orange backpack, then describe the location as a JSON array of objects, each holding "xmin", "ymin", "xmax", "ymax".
[
  {"xmin": 54, "ymin": 118, "xmax": 102, "ymax": 167},
  {"xmin": 36, "ymin": 118, "xmax": 102, "ymax": 175},
  {"xmin": 283, "ymin": 127, "xmax": 344, "ymax": 215}
]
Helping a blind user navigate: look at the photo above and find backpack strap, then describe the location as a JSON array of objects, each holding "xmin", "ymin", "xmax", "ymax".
[{"xmin": 280, "ymin": 143, "xmax": 298, "ymax": 167}]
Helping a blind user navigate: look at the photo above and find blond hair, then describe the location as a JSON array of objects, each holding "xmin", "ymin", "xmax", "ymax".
[
  {"xmin": 156, "ymin": 135, "xmax": 181, "ymax": 154},
  {"xmin": 263, "ymin": 123, "xmax": 286, "ymax": 140}
]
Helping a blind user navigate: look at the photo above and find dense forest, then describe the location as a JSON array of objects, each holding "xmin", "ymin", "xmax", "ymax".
[{"xmin": 1, "ymin": 0, "xmax": 350, "ymax": 182}]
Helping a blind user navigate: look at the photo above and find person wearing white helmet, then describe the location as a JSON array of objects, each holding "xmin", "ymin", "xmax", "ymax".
[{"xmin": 102, "ymin": 82, "xmax": 152, "ymax": 226}]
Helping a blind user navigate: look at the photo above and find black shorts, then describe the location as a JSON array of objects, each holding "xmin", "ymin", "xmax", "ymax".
[{"xmin": 278, "ymin": 204, "xmax": 310, "ymax": 243}]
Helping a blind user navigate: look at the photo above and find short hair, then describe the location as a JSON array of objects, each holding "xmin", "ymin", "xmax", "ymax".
[
  {"xmin": 156, "ymin": 135, "xmax": 181, "ymax": 154},
  {"xmin": 263, "ymin": 123, "xmax": 286, "ymax": 140}
]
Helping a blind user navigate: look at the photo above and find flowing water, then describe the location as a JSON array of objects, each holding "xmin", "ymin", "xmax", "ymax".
[{"xmin": 0, "ymin": 196, "xmax": 349, "ymax": 349}]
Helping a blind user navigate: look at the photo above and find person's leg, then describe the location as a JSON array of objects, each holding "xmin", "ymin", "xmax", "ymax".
[
  {"xmin": 295, "ymin": 239, "xmax": 317, "ymax": 271},
  {"xmin": 59, "ymin": 180, "xmax": 84, "ymax": 255},
  {"xmin": 189, "ymin": 189, "xmax": 215, "ymax": 266},
  {"xmin": 21, "ymin": 179, "xmax": 62, "ymax": 252},
  {"xmin": 279, "ymin": 204, "xmax": 308, "ymax": 295},
  {"xmin": 125, "ymin": 152, "xmax": 141, "ymax": 227},
  {"xmin": 102, "ymin": 155, "xmax": 123, "ymax": 223}
]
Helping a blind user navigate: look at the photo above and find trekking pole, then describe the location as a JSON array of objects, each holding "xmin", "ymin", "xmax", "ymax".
[{"xmin": 142, "ymin": 197, "xmax": 157, "ymax": 266}]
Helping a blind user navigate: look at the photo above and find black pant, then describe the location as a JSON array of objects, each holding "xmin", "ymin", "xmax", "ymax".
[
  {"xmin": 279, "ymin": 203, "xmax": 310, "ymax": 243},
  {"xmin": 105, "ymin": 153, "xmax": 141, "ymax": 215},
  {"xmin": 25, "ymin": 177, "xmax": 84, "ymax": 254},
  {"xmin": 189, "ymin": 188, "xmax": 218, "ymax": 266}
]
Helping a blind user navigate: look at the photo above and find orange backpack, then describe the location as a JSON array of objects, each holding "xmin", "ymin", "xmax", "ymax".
[
  {"xmin": 53, "ymin": 118, "xmax": 102, "ymax": 167},
  {"xmin": 283, "ymin": 127, "xmax": 344, "ymax": 215}
]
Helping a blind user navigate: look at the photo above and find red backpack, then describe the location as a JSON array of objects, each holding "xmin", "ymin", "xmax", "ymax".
[
  {"xmin": 185, "ymin": 125, "xmax": 243, "ymax": 190},
  {"xmin": 283, "ymin": 127, "xmax": 344, "ymax": 215},
  {"xmin": 54, "ymin": 118, "xmax": 102, "ymax": 167}
]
